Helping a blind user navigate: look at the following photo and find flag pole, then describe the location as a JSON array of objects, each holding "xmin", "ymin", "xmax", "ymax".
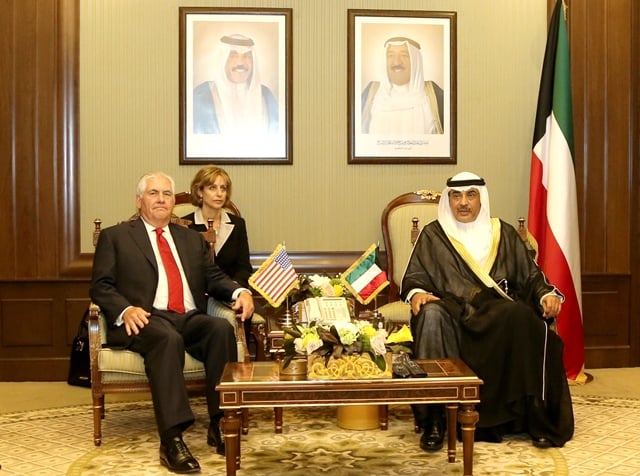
[
  {"xmin": 280, "ymin": 294, "xmax": 293, "ymax": 327},
  {"xmin": 372, "ymin": 296, "xmax": 383, "ymax": 329}
]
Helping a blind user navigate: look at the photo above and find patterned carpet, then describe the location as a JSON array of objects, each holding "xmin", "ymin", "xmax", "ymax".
[{"xmin": 0, "ymin": 394, "xmax": 638, "ymax": 475}]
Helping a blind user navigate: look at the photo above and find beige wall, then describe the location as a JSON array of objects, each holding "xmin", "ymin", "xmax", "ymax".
[{"xmin": 80, "ymin": 0, "xmax": 547, "ymax": 254}]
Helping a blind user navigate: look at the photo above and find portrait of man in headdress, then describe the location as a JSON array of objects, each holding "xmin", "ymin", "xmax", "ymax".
[
  {"xmin": 181, "ymin": 9, "xmax": 291, "ymax": 163},
  {"xmin": 193, "ymin": 33, "xmax": 279, "ymax": 136}
]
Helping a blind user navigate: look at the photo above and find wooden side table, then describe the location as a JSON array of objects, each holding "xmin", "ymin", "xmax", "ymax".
[{"xmin": 217, "ymin": 359, "xmax": 482, "ymax": 476}]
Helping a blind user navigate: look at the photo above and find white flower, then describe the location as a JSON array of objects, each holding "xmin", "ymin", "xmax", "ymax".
[
  {"xmin": 333, "ymin": 321, "xmax": 359, "ymax": 346},
  {"xmin": 308, "ymin": 274, "xmax": 331, "ymax": 288},
  {"xmin": 305, "ymin": 338, "xmax": 324, "ymax": 354},
  {"xmin": 319, "ymin": 283, "xmax": 337, "ymax": 296},
  {"xmin": 370, "ymin": 330, "xmax": 388, "ymax": 356},
  {"xmin": 354, "ymin": 320, "xmax": 373, "ymax": 331},
  {"xmin": 293, "ymin": 337, "xmax": 305, "ymax": 354}
]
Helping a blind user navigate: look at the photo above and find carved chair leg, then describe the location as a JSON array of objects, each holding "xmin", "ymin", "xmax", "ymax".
[{"xmin": 92, "ymin": 393, "xmax": 104, "ymax": 446}]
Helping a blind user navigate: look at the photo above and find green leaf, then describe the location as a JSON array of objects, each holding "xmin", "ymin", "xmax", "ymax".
[
  {"xmin": 283, "ymin": 325, "xmax": 302, "ymax": 338},
  {"xmin": 282, "ymin": 353, "xmax": 294, "ymax": 369},
  {"xmin": 386, "ymin": 343, "xmax": 413, "ymax": 355},
  {"xmin": 360, "ymin": 335, "xmax": 372, "ymax": 353},
  {"xmin": 331, "ymin": 344, "xmax": 345, "ymax": 359},
  {"xmin": 368, "ymin": 351, "xmax": 387, "ymax": 371},
  {"xmin": 317, "ymin": 326, "xmax": 340, "ymax": 345},
  {"xmin": 283, "ymin": 339, "xmax": 296, "ymax": 353}
]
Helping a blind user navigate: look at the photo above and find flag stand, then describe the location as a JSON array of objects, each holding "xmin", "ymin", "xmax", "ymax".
[
  {"xmin": 278, "ymin": 295, "xmax": 294, "ymax": 327},
  {"xmin": 372, "ymin": 296, "xmax": 384, "ymax": 329}
]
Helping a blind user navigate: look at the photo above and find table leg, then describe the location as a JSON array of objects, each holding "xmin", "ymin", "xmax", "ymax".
[
  {"xmin": 378, "ymin": 404, "xmax": 389, "ymax": 430},
  {"xmin": 221, "ymin": 410, "xmax": 241, "ymax": 476},
  {"xmin": 235, "ymin": 409, "xmax": 243, "ymax": 457},
  {"xmin": 241, "ymin": 408, "xmax": 249, "ymax": 435},
  {"xmin": 458, "ymin": 403, "xmax": 479, "ymax": 476},
  {"xmin": 274, "ymin": 407, "xmax": 283, "ymax": 433},
  {"xmin": 445, "ymin": 403, "xmax": 459, "ymax": 463}
]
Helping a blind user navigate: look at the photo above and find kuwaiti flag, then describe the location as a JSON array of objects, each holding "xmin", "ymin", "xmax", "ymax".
[
  {"xmin": 249, "ymin": 244, "xmax": 298, "ymax": 308},
  {"xmin": 342, "ymin": 244, "xmax": 389, "ymax": 305},
  {"xmin": 528, "ymin": 0, "xmax": 585, "ymax": 382}
]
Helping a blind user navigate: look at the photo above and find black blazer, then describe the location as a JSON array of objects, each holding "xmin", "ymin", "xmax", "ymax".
[
  {"xmin": 182, "ymin": 211, "xmax": 253, "ymax": 288},
  {"xmin": 90, "ymin": 218, "xmax": 240, "ymax": 338}
]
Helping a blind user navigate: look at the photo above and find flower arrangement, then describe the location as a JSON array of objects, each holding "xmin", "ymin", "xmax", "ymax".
[
  {"xmin": 288, "ymin": 274, "xmax": 352, "ymax": 303},
  {"xmin": 282, "ymin": 321, "xmax": 413, "ymax": 371}
]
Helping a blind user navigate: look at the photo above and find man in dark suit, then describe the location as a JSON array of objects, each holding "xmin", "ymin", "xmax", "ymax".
[{"xmin": 90, "ymin": 171, "xmax": 254, "ymax": 474}]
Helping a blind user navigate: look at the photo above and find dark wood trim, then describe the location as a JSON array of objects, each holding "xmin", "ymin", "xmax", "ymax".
[
  {"xmin": 630, "ymin": 0, "xmax": 640, "ymax": 365},
  {"xmin": 58, "ymin": 0, "xmax": 81, "ymax": 277},
  {"xmin": 56, "ymin": 251, "xmax": 373, "ymax": 281}
]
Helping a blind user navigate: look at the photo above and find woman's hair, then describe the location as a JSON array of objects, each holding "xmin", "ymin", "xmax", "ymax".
[{"xmin": 189, "ymin": 165, "xmax": 232, "ymax": 207}]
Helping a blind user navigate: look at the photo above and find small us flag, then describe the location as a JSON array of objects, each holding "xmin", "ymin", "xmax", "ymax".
[{"xmin": 249, "ymin": 244, "xmax": 298, "ymax": 307}]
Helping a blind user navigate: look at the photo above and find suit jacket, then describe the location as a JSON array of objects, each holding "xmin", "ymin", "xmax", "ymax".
[
  {"xmin": 182, "ymin": 211, "xmax": 253, "ymax": 288},
  {"xmin": 90, "ymin": 218, "xmax": 240, "ymax": 343}
]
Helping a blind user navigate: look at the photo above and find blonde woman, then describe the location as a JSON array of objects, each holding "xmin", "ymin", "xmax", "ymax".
[{"xmin": 182, "ymin": 166, "xmax": 255, "ymax": 348}]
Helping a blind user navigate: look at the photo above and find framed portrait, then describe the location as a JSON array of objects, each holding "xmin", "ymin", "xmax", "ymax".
[
  {"xmin": 348, "ymin": 10, "xmax": 457, "ymax": 164},
  {"xmin": 179, "ymin": 7, "xmax": 292, "ymax": 165}
]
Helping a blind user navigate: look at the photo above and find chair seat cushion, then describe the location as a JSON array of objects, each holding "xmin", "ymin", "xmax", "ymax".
[
  {"xmin": 98, "ymin": 348, "xmax": 205, "ymax": 383},
  {"xmin": 378, "ymin": 301, "xmax": 411, "ymax": 325}
]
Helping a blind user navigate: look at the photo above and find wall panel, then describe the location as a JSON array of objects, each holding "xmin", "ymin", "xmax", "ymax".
[
  {"xmin": 568, "ymin": 0, "xmax": 635, "ymax": 367},
  {"xmin": 0, "ymin": 1, "xmax": 16, "ymax": 278},
  {"xmin": 1, "ymin": 299, "xmax": 54, "ymax": 347}
]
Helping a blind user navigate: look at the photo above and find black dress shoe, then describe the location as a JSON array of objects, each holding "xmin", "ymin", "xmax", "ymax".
[
  {"xmin": 420, "ymin": 416, "xmax": 445, "ymax": 452},
  {"xmin": 532, "ymin": 436, "xmax": 553, "ymax": 449},
  {"xmin": 207, "ymin": 419, "xmax": 225, "ymax": 456},
  {"xmin": 159, "ymin": 436, "xmax": 200, "ymax": 474}
]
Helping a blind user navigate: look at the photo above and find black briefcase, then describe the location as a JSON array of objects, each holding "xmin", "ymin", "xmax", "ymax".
[{"xmin": 67, "ymin": 309, "xmax": 91, "ymax": 388}]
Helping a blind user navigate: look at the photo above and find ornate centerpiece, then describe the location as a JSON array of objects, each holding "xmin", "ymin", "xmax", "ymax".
[
  {"xmin": 307, "ymin": 352, "xmax": 393, "ymax": 379},
  {"xmin": 281, "ymin": 321, "xmax": 413, "ymax": 380}
]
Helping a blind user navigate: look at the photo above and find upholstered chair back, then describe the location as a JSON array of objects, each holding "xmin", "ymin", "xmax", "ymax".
[{"xmin": 378, "ymin": 190, "xmax": 441, "ymax": 326}]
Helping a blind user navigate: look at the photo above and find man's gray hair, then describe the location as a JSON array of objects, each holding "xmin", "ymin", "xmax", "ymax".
[{"xmin": 136, "ymin": 172, "xmax": 175, "ymax": 197}]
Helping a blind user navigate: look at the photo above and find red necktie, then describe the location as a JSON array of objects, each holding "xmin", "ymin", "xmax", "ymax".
[{"xmin": 155, "ymin": 228, "xmax": 185, "ymax": 313}]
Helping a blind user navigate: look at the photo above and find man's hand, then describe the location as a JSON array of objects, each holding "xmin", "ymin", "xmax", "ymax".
[
  {"xmin": 123, "ymin": 306, "xmax": 151, "ymax": 336},
  {"xmin": 410, "ymin": 292, "xmax": 440, "ymax": 315},
  {"xmin": 232, "ymin": 291, "xmax": 254, "ymax": 321},
  {"xmin": 541, "ymin": 295, "xmax": 562, "ymax": 318}
]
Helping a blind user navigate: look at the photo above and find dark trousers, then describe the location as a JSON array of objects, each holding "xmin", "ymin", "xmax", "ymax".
[
  {"xmin": 127, "ymin": 309, "xmax": 237, "ymax": 435},
  {"xmin": 410, "ymin": 302, "xmax": 460, "ymax": 428}
]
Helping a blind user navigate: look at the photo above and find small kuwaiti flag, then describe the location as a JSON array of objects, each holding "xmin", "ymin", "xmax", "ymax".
[
  {"xmin": 249, "ymin": 244, "xmax": 298, "ymax": 308},
  {"xmin": 528, "ymin": 0, "xmax": 586, "ymax": 382},
  {"xmin": 342, "ymin": 244, "xmax": 389, "ymax": 305}
]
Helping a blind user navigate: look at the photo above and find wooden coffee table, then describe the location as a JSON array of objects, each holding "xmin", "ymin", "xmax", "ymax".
[{"xmin": 216, "ymin": 359, "xmax": 482, "ymax": 476}]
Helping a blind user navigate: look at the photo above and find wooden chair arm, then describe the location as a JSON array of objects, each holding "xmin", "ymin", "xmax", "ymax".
[{"xmin": 88, "ymin": 302, "xmax": 103, "ymax": 389}]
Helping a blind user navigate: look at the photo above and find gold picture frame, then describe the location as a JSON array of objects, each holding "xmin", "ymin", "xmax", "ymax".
[
  {"xmin": 348, "ymin": 9, "xmax": 457, "ymax": 164},
  {"xmin": 179, "ymin": 7, "xmax": 292, "ymax": 165}
]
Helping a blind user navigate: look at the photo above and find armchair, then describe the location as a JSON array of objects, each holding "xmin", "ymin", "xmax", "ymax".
[
  {"xmin": 377, "ymin": 190, "xmax": 441, "ymax": 328},
  {"xmin": 88, "ymin": 303, "xmax": 209, "ymax": 446},
  {"xmin": 88, "ymin": 199, "xmax": 262, "ymax": 445},
  {"xmin": 376, "ymin": 192, "xmax": 543, "ymax": 330}
]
